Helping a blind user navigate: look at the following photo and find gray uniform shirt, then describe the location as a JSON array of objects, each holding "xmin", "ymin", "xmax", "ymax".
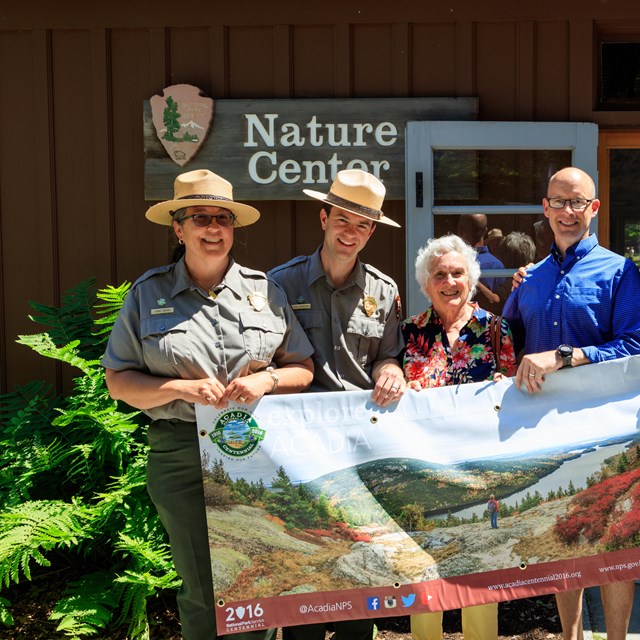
[
  {"xmin": 268, "ymin": 246, "xmax": 404, "ymax": 393},
  {"xmin": 101, "ymin": 257, "xmax": 313, "ymax": 421}
]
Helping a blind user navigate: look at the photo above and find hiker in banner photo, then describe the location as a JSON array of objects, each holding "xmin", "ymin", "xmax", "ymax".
[
  {"xmin": 487, "ymin": 494, "xmax": 500, "ymax": 529},
  {"xmin": 268, "ymin": 169, "xmax": 406, "ymax": 640},
  {"xmin": 503, "ymin": 166, "xmax": 640, "ymax": 640},
  {"xmin": 401, "ymin": 233, "xmax": 517, "ymax": 640},
  {"xmin": 101, "ymin": 169, "xmax": 314, "ymax": 640}
]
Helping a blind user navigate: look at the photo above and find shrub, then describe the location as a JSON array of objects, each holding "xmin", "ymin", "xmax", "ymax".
[
  {"xmin": 0, "ymin": 280, "xmax": 179, "ymax": 638},
  {"xmin": 555, "ymin": 467, "xmax": 640, "ymax": 546}
]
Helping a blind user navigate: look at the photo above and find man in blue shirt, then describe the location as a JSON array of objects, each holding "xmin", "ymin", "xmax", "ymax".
[
  {"xmin": 503, "ymin": 166, "xmax": 640, "ymax": 640},
  {"xmin": 458, "ymin": 213, "xmax": 505, "ymax": 314}
]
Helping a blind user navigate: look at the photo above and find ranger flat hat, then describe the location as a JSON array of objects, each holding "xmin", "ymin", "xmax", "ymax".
[
  {"xmin": 303, "ymin": 169, "xmax": 400, "ymax": 228},
  {"xmin": 146, "ymin": 169, "xmax": 260, "ymax": 227}
]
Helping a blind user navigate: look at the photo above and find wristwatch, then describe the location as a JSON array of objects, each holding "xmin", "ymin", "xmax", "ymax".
[
  {"xmin": 557, "ymin": 344, "xmax": 574, "ymax": 368},
  {"xmin": 266, "ymin": 366, "xmax": 279, "ymax": 393}
]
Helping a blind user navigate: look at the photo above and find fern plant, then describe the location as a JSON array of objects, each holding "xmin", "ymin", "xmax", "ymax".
[{"xmin": 0, "ymin": 279, "xmax": 180, "ymax": 638}]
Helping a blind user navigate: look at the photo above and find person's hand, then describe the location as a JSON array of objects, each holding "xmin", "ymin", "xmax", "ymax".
[
  {"xmin": 511, "ymin": 263, "xmax": 533, "ymax": 291},
  {"xmin": 407, "ymin": 380, "xmax": 422, "ymax": 391},
  {"xmin": 515, "ymin": 351, "xmax": 559, "ymax": 393},
  {"xmin": 220, "ymin": 371, "xmax": 275, "ymax": 407},
  {"xmin": 182, "ymin": 378, "xmax": 227, "ymax": 406},
  {"xmin": 493, "ymin": 372, "xmax": 504, "ymax": 382},
  {"xmin": 372, "ymin": 362, "xmax": 406, "ymax": 407}
]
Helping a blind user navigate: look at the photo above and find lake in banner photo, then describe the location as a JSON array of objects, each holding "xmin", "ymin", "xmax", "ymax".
[{"xmin": 196, "ymin": 355, "xmax": 640, "ymax": 635}]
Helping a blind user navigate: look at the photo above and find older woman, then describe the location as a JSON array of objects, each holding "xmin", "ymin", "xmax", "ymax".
[
  {"xmin": 402, "ymin": 234, "xmax": 517, "ymax": 640},
  {"xmin": 101, "ymin": 169, "xmax": 314, "ymax": 640}
]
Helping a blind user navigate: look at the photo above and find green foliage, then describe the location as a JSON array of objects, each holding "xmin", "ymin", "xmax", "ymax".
[
  {"xmin": 266, "ymin": 467, "xmax": 320, "ymax": 529},
  {"xmin": 0, "ymin": 280, "xmax": 178, "ymax": 638},
  {"xmin": 49, "ymin": 571, "xmax": 119, "ymax": 639},
  {"xmin": 0, "ymin": 595, "xmax": 14, "ymax": 626},
  {"xmin": 397, "ymin": 503, "xmax": 427, "ymax": 531},
  {"xmin": 0, "ymin": 500, "xmax": 92, "ymax": 587}
]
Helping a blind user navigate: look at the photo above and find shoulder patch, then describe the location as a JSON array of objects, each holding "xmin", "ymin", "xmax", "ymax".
[
  {"xmin": 267, "ymin": 254, "xmax": 309, "ymax": 277},
  {"xmin": 131, "ymin": 263, "xmax": 174, "ymax": 289},
  {"xmin": 362, "ymin": 262, "xmax": 398, "ymax": 288},
  {"xmin": 237, "ymin": 265, "xmax": 269, "ymax": 280}
]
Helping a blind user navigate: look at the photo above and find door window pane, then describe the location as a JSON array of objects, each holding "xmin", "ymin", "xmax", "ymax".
[{"xmin": 434, "ymin": 150, "xmax": 572, "ymax": 206}]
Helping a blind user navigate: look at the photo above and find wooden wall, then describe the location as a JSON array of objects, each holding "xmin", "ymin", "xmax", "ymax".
[{"xmin": 2, "ymin": 1, "xmax": 640, "ymax": 392}]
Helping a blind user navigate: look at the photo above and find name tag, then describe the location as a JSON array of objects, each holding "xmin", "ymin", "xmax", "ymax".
[
  {"xmin": 151, "ymin": 307, "xmax": 175, "ymax": 315},
  {"xmin": 291, "ymin": 303, "xmax": 311, "ymax": 310}
]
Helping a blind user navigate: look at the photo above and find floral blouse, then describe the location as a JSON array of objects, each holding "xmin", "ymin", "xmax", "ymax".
[{"xmin": 401, "ymin": 304, "xmax": 517, "ymax": 388}]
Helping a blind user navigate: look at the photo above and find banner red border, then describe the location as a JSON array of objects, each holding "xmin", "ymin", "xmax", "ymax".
[{"xmin": 216, "ymin": 548, "xmax": 640, "ymax": 634}]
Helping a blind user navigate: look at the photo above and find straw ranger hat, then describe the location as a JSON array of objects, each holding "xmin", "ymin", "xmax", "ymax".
[
  {"xmin": 146, "ymin": 169, "xmax": 260, "ymax": 227},
  {"xmin": 303, "ymin": 169, "xmax": 400, "ymax": 228}
]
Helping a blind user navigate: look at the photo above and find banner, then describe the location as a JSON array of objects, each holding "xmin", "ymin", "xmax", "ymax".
[{"xmin": 196, "ymin": 356, "xmax": 640, "ymax": 635}]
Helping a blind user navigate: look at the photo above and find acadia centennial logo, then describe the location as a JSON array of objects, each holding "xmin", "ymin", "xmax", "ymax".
[
  {"xmin": 209, "ymin": 409, "xmax": 266, "ymax": 459},
  {"xmin": 150, "ymin": 84, "xmax": 214, "ymax": 166}
]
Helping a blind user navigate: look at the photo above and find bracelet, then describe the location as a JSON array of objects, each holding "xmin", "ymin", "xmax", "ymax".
[{"xmin": 266, "ymin": 367, "xmax": 279, "ymax": 393}]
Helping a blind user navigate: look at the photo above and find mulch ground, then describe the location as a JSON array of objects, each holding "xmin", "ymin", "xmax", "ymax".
[{"xmin": 1, "ymin": 571, "xmax": 562, "ymax": 639}]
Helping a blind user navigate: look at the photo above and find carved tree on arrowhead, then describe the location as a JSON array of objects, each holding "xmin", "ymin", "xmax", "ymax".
[{"xmin": 162, "ymin": 97, "xmax": 181, "ymax": 142}]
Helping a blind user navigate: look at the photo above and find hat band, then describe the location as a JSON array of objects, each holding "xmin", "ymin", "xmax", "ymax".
[
  {"xmin": 325, "ymin": 192, "xmax": 383, "ymax": 221},
  {"xmin": 177, "ymin": 194, "xmax": 234, "ymax": 203}
]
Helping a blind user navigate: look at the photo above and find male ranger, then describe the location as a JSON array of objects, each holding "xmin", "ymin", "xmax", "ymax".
[{"xmin": 269, "ymin": 169, "xmax": 406, "ymax": 640}]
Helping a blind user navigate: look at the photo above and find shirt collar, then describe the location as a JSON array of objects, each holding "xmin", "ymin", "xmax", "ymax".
[
  {"xmin": 310, "ymin": 245, "xmax": 366, "ymax": 290},
  {"xmin": 426, "ymin": 302, "xmax": 483, "ymax": 327},
  {"xmin": 171, "ymin": 257, "xmax": 191, "ymax": 297},
  {"xmin": 476, "ymin": 245, "xmax": 489, "ymax": 254},
  {"xmin": 550, "ymin": 233, "xmax": 598, "ymax": 265},
  {"xmin": 170, "ymin": 256, "xmax": 242, "ymax": 299},
  {"xmin": 218, "ymin": 259, "xmax": 244, "ymax": 299}
]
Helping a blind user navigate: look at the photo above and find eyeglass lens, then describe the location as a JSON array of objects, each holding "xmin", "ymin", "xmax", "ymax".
[
  {"xmin": 189, "ymin": 213, "xmax": 235, "ymax": 227},
  {"xmin": 547, "ymin": 198, "xmax": 591, "ymax": 211}
]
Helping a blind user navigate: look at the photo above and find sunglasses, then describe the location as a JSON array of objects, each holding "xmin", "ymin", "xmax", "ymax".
[{"xmin": 176, "ymin": 212, "xmax": 237, "ymax": 227}]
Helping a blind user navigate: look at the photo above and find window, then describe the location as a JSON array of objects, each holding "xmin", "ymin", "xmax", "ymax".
[{"xmin": 597, "ymin": 26, "xmax": 640, "ymax": 111}]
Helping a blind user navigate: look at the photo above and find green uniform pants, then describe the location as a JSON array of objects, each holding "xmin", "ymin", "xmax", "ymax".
[
  {"xmin": 282, "ymin": 619, "xmax": 375, "ymax": 640},
  {"xmin": 147, "ymin": 418, "xmax": 275, "ymax": 640},
  {"xmin": 411, "ymin": 603, "xmax": 498, "ymax": 640}
]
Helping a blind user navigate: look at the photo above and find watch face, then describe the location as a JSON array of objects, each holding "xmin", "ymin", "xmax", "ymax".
[{"xmin": 558, "ymin": 345, "xmax": 572, "ymax": 356}]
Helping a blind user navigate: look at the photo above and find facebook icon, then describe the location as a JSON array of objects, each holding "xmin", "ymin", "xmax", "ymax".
[{"xmin": 367, "ymin": 597, "xmax": 380, "ymax": 611}]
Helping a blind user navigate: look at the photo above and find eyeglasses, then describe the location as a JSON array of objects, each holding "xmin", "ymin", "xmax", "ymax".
[
  {"xmin": 176, "ymin": 212, "xmax": 237, "ymax": 227},
  {"xmin": 545, "ymin": 197, "xmax": 594, "ymax": 211}
]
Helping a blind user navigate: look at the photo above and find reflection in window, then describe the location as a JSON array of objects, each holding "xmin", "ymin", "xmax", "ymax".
[{"xmin": 434, "ymin": 150, "xmax": 571, "ymax": 206}]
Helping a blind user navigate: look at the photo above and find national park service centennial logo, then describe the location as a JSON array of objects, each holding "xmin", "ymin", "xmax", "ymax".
[
  {"xmin": 209, "ymin": 409, "xmax": 266, "ymax": 459},
  {"xmin": 150, "ymin": 84, "xmax": 214, "ymax": 166}
]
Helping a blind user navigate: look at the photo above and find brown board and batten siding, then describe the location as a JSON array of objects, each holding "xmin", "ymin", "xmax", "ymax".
[{"xmin": 2, "ymin": 1, "xmax": 640, "ymax": 393}]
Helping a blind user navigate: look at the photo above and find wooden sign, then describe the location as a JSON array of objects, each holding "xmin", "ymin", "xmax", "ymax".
[{"xmin": 144, "ymin": 96, "xmax": 477, "ymax": 201}]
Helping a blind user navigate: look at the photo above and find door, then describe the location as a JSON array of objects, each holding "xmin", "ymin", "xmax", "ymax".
[
  {"xmin": 404, "ymin": 122, "xmax": 598, "ymax": 316},
  {"xmin": 598, "ymin": 131, "xmax": 640, "ymax": 264}
]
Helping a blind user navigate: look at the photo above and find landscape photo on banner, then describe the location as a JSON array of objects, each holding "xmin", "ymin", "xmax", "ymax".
[{"xmin": 196, "ymin": 356, "xmax": 640, "ymax": 636}]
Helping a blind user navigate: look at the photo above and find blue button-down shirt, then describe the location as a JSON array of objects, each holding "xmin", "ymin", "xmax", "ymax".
[
  {"xmin": 476, "ymin": 245, "xmax": 505, "ymax": 291},
  {"xmin": 503, "ymin": 234, "xmax": 640, "ymax": 362}
]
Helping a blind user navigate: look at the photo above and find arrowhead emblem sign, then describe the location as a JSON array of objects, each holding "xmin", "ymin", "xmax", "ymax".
[{"xmin": 150, "ymin": 84, "xmax": 214, "ymax": 166}]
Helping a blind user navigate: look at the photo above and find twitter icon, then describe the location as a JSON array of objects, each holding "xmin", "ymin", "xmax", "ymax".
[{"xmin": 401, "ymin": 594, "xmax": 416, "ymax": 607}]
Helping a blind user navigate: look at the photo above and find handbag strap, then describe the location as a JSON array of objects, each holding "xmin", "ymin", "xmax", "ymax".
[{"xmin": 490, "ymin": 314, "xmax": 502, "ymax": 372}]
